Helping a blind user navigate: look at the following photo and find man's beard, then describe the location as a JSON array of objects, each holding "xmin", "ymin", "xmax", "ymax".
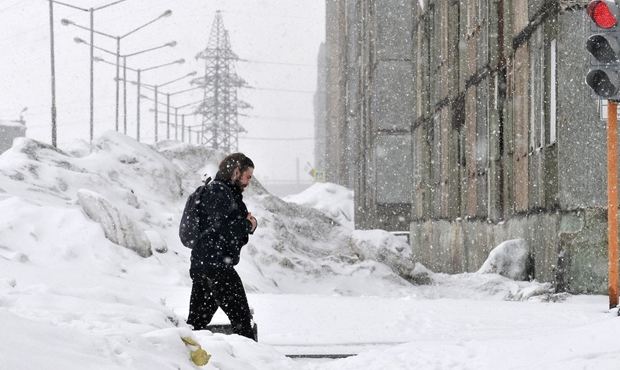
[{"xmin": 234, "ymin": 178, "xmax": 246, "ymax": 191}]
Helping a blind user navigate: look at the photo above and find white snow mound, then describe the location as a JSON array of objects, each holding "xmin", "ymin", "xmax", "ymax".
[
  {"xmin": 284, "ymin": 182, "xmax": 354, "ymax": 228},
  {"xmin": 77, "ymin": 189, "xmax": 152, "ymax": 257},
  {"xmin": 478, "ymin": 239, "xmax": 532, "ymax": 281}
]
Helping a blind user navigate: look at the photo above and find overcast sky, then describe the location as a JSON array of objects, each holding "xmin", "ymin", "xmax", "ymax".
[{"xmin": 0, "ymin": 0, "xmax": 324, "ymax": 183}]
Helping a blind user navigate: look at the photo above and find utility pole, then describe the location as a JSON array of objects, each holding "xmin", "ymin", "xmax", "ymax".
[
  {"xmin": 608, "ymin": 100, "xmax": 619, "ymax": 309},
  {"xmin": 89, "ymin": 8, "xmax": 94, "ymax": 144},
  {"xmin": 48, "ymin": 0, "xmax": 57, "ymax": 147},
  {"xmin": 194, "ymin": 11, "xmax": 249, "ymax": 152},
  {"xmin": 584, "ymin": 0, "xmax": 620, "ymax": 309}
]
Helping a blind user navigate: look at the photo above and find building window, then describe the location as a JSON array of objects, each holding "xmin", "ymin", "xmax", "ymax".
[
  {"xmin": 549, "ymin": 39, "xmax": 557, "ymax": 144},
  {"xmin": 375, "ymin": 135, "xmax": 413, "ymax": 204},
  {"xmin": 530, "ymin": 36, "xmax": 542, "ymax": 151},
  {"xmin": 539, "ymin": 47, "xmax": 545, "ymax": 148}
]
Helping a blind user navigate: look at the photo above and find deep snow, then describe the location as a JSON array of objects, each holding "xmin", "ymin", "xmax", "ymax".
[{"xmin": 1, "ymin": 132, "xmax": 619, "ymax": 370}]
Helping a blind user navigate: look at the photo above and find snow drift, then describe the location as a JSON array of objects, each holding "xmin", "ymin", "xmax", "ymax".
[
  {"xmin": 478, "ymin": 238, "xmax": 533, "ymax": 281},
  {"xmin": 0, "ymin": 133, "xmax": 418, "ymax": 295}
]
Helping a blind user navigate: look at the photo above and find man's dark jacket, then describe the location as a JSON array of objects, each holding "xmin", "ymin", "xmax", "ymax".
[{"xmin": 190, "ymin": 171, "xmax": 253, "ymax": 272}]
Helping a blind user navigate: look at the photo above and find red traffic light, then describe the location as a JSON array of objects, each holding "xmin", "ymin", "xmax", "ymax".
[{"xmin": 588, "ymin": 0, "xmax": 618, "ymax": 29}]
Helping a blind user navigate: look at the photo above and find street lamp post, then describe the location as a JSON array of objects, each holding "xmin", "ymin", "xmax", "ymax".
[
  {"xmin": 123, "ymin": 56, "xmax": 127, "ymax": 134},
  {"xmin": 181, "ymin": 114, "xmax": 185, "ymax": 142},
  {"xmin": 137, "ymin": 72, "xmax": 198, "ymax": 141},
  {"xmin": 145, "ymin": 97, "xmax": 202, "ymax": 143},
  {"xmin": 89, "ymin": 7, "xmax": 94, "ymax": 144},
  {"xmin": 176, "ymin": 100, "xmax": 203, "ymax": 143},
  {"xmin": 86, "ymin": 41, "xmax": 177, "ymax": 135},
  {"xmin": 154, "ymin": 85, "xmax": 159, "ymax": 141},
  {"xmin": 174, "ymin": 107, "xmax": 179, "ymax": 140},
  {"xmin": 166, "ymin": 93, "xmax": 170, "ymax": 140},
  {"xmin": 115, "ymin": 59, "xmax": 187, "ymax": 141},
  {"xmin": 48, "ymin": 0, "xmax": 57, "ymax": 147},
  {"xmin": 48, "ymin": 0, "xmax": 127, "ymax": 146},
  {"xmin": 136, "ymin": 61, "xmax": 186, "ymax": 142},
  {"xmin": 137, "ymin": 69, "xmax": 141, "ymax": 141},
  {"xmin": 61, "ymin": 10, "xmax": 172, "ymax": 133},
  {"xmin": 157, "ymin": 84, "xmax": 201, "ymax": 140}
]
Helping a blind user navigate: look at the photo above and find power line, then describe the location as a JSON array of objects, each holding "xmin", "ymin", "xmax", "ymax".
[
  {"xmin": 0, "ymin": 27, "xmax": 45, "ymax": 46},
  {"xmin": 239, "ymin": 136, "xmax": 315, "ymax": 141},
  {"xmin": 243, "ymin": 86, "xmax": 316, "ymax": 94},
  {"xmin": 0, "ymin": 0, "xmax": 24, "ymax": 14},
  {"xmin": 240, "ymin": 114, "xmax": 313, "ymax": 123},
  {"xmin": 238, "ymin": 58, "xmax": 316, "ymax": 68},
  {"xmin": 219, "ymin": 9, "xmax": 318, "ymax": 21}
]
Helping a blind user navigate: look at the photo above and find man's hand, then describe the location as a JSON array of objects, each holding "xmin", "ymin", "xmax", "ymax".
[{"xmin": 247, "ymin": 212, "xmax": 257, "ymax": 232}]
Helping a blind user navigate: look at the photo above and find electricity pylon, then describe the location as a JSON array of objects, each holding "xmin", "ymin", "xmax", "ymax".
[{"xmin": 194, "ymin": 11, "xmax": 250, "ymax": 152}]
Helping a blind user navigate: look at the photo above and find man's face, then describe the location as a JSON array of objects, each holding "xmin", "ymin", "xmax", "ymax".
[{"xmin": 234, "ymin": 167, "xmax": 253, "ymax": 191}]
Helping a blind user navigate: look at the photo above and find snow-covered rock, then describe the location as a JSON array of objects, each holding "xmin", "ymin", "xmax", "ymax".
[
  {"xmin": 478, "ymin": 239, "xmax": 532, "ymax": 281},
  {"xmin": 144, "ymin": 229, "xmax": 168, "ymax": 254},
  {"xmin": 77, "ymin": 189, "xmax": 152, "ymax": 257},
  {"xmin": 348, "ymin": 229, "xmax": 419, "ymax": 283}
]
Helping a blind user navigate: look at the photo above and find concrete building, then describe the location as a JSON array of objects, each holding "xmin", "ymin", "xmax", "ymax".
[
  {"xmin": 314, "ymin": 43, "xmax": 328, "ymax": 179},
  {"xmin": 0, "ymin": 119, "xmax": 26, "ymax": 154},
  {"xmin": 324, "ymin": 0, "xmax": 614, "ymax": 293},
  {"xmin": 324, "ymin": 0, "xmax": 414, "ymax": 231},
  {"xmin": 324, "ymin": 0, "xmax": 353, "ymax": 188}
]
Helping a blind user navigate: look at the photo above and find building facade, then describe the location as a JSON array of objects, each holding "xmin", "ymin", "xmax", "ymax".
[
  {"xmin": 314, "ymin": 43, "xmax": 328, "ymax": 178},
  {"xmin": 324, "ymin": 0, "xmax": 414, "ymax": 231},
  {"xmin": 324, "ymin": 0, "xmax": 614, "ymax": 293}
]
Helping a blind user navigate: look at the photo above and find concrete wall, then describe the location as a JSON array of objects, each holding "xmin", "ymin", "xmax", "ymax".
[
  {"xmin": 323, "ymin": 0, "xmax": 415, "ymax": 231},
  {"xmin": 324, "ymin": 0, "xmax": 350, "ymax": 187},
  {"xmin": 314, "ymin": 43, "xmax": 327, "ymax": 176},
  {"xmin": 556, "ymin": 9, "xmax": 607, "ymax": 210},
  {"xmin": 411, "ymin": 209, "xmax": 608, "ymax": 293}
]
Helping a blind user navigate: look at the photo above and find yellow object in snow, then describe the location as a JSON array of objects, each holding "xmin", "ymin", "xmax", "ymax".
[{"xmin": 181, "ymin": 336, "xmax": 211, "ymax": 366}]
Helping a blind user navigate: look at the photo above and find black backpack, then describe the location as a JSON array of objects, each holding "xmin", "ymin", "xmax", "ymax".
[{"xmin": 179, "ymin": 177, "xmax": 211, "ymax": 249}]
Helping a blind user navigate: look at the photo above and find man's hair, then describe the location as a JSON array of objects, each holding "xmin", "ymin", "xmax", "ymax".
[{"xmin": 218, "ymin": 152, "xmax": 254, "ymax": 180}]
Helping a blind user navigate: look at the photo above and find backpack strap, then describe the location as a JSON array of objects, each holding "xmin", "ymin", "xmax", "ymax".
[{"xmin": 207, "ymin": 180, "xmax": 236, "ymax": 208}]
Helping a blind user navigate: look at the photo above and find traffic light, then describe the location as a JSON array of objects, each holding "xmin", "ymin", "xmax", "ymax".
[{"xmin": 586, "ymin": 0, "xmax": 620, "ymax": 99}]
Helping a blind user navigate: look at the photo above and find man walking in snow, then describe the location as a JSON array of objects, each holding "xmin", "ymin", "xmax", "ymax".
[{"xmin": 186, "ymin": 152, "xmax": 258, "ymax": 340}]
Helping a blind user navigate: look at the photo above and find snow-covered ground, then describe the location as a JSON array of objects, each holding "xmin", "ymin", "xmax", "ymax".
[{"xmin": 1, "ymin": 132, "xmax": 619, "ymax": 370}]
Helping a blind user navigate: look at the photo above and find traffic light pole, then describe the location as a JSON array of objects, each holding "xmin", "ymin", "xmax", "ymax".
[
  {"xmin": 585, "ymin": 0, "xmax": 620, "ymax": 309},
  {"xmin": 608, "ymin": 100, "xmax": 619, "ymax": 309}
]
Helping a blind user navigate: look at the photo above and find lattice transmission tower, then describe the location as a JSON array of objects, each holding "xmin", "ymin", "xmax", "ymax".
[{"xmin": 194, "ymin": 11, "xmax": 250, "ymax": 152}]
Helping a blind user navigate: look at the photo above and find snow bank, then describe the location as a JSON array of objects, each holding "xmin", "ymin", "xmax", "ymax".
[
  {"xmin": 348, "ymin": 229, "xmax": 418, "ymax": 283},
  {"xmin": 77, "ymin": 189, "xmax": 152, "ymax": 257},
  {"xmin": 158, "ymin": 144, "xmax": 419, "ymax": 295},
  {"xmin": 478, "ymin": 239, "xmax": 533, "ymax": 281},
  {"xmin": 0, "ymin": 132, "xmax": 428, "ymax": 296},
  {"xmin": 284, "ymin": 182, "xmax": 354, "ymax": 228}
]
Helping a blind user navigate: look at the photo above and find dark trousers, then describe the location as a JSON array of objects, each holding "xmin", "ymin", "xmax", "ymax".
[{"xmin": 187, "ymin": 266, "xmax": 256, "ymax": 340}]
